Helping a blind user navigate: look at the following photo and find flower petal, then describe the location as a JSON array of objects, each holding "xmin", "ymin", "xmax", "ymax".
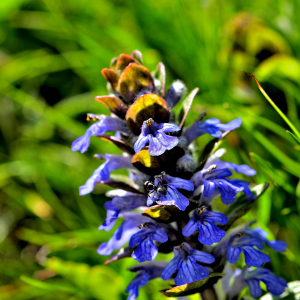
[
  {"xmin": 189, "ymin": 249, "xmax": 215, "ymax": 264},
  {"xmin": 182, "ymin": 218, "xmax": 199, "ymax": 237},
  {"xmin": 199, "ymin": 222, "xmax": 226, "ymax": 245},
  {"xmin": 161, "ymin": 256, "xmax": 182, "ymax": 280},
  {"xmin": 202, "ymin": 179, "xmax": 216, "ymax": 197},
  {"xmin": 72, "ymin": 117, "xmax": 128, "ymax": 153},
  {"xmin": 216, "ymin": 118, "xmax": 242, "ymax": 131},
  {"xmin": 205, "ymin": 168, "xmax": 232, "ymax": 180},
  {"xmin": 152, "ymin": 228, "xmax": 168, "ymax": 243},
  {"xmin": 247, "ymin": 279, "xmax": 262, "ymax": 298},
  {"xmin": 165, "ymin": 175, "xmax": 194, "ymax": 192},
  {"xmin": 215, "ymin": 180, "xmax": 243, "ymax": 204},
  {"xmin": 134, "ymin": 134, "xmax": 150, "ymax": 153},
  {"xmin": 227, "ymin": 245, "xmax": 242, "ymax": 263},
  {"xmin": 202, "ymin": 211, "xmax": 228, "ymax": 225},
  {"xmin": 148, "ymin": 132, "xmax": 178, "ymax": 156},
  {"xmin": 158, "ymin": 123, "xmax": 181, "ymax": 133},
  {"xmin": 265, "ymin": 240, "xmax": 287, "ymax": 252},
  {"xmin": 126, "ymin": 272, "xmax": 148, "ymax": 300},
  {"xmin": 175, "ymin": 259, "xmax": 209, "ymax": 285},
  {"xmin": 157, "ymin": 186, "xmax": 189, "ymax": 211},
  {"xmin": 132, "ymin": 239, "xmax": 158, "ymax": 262},
  {"xmin": 242, "ymin": 246, "xmax": 270, "ymax": 267}
]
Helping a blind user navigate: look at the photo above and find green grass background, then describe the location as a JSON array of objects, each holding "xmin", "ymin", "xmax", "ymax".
[{"xmin": 0, "ymin": 0, "xmax": 300, "ymax": 299}]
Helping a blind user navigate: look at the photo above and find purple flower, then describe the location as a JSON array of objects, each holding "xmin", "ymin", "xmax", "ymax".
[
  {"xmin": 147, "ymin": 172, "xmax": 194, "ymax": 211},
  {"xmin": 226, "ymin": 267, "xmax": 287, "ymax": 299},
  {"xmin": 227, "ymin": 232, "xmax": 270, "ymax": 267},
  {"xmin": 161, "ymin": 242, "xmax": 215, "ymax": 285},
  {"xmin": 182, "ymin": 207, "xmax": 228, "ymax": 245},
  {"xmin": 99, "ymin": 192, "xmax": 147, "ymax": 232},
  {"xmin": 126, "ymin": 261, "xmax": 168, "ymax": 300},
  {"xmin": 134, "ymin": 118, "xmax": 180, "ymax": 156},
  {"xmin": 245, "ymin": 227, "xmax": 287, "ymax": 252},
  {"xmin": 227, "ymin": 179, "xmax": 254, "ymax": 201},
  {"xmin": 207, "ymin": 149, "xmax": 256, "ymax": 176},
  {"xmin": 184, "ymin": 118, "xmax": 242, "ymax": 145},
  {"xmin": 97, "ymin": 213, "xmax": 150, "ymax": 256},
  {"xmin": 71, "ymin": 115, "xmax": 129, "ymax": 153},
  {"xmin": 79, "ymin": 154, "xmax": 133, "ymax": 195},
  {"xmin": 129, "ymin": 222, "xmax": 168, "ymax": 262},
  {"xmin": 243, "ymin": 268, "xmax": 287, "ymax": 298},
  {"xmin": 191, "ymin": 166, "xmax": 246, "ymax": 205}
]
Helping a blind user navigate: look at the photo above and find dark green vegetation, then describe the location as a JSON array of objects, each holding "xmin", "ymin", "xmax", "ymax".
[{"xmin": 0, "ymin": 0, "xmax": 300, "ymax": 299}]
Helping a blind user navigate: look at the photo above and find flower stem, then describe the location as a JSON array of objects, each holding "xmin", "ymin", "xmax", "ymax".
[{"xmin": 200, "ymin": 287, "xmax": 218, "ymax": 300}]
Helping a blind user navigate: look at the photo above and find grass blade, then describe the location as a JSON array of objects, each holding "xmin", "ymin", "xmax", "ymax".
[{"xmin": 243, "ymin": 71, "xmax": 300, "ymax": 140}]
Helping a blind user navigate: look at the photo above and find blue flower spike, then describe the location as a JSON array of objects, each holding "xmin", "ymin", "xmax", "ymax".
[
  {"xmin": 162, "ymin": 242, "xmax": 215, "ymax": 285},
  {"xmin": 134, "ymin": 118, "xmax": 180, "ymax": 156},
  {"xmin": 72, "ymin": 115, "xmax": 129, "ymax": 153},
  {"xmin": 130, "ymin": 222, "xmax": 168, "ymax": 263},
  {"xmin": 147, "ymin": 171, "xmax": 194, "ymax": 210},
  {"xmin": 227, "ymin": 232, "xmax": 270, "ymax": 267},
  {"xmin": 72, "ymin": 51, "xmax": 288, "ymax": 300},
  {"xmin": 182, "ymin": 206, "xmax": 228, "ymax": 245}
]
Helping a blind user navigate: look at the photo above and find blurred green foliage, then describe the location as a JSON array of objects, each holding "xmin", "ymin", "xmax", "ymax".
[{"xmin": 0, "ymin": 0, "xmax": 300, "ymax": 299}]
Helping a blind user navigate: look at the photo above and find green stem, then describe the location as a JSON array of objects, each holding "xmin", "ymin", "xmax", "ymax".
[
  {"xmin": 200, "ymin": 287, "xmax": 218, "ymax": 300},
  {"xmin": 243, "ymin": 71, "xmax": 300, "ymax": 140}
]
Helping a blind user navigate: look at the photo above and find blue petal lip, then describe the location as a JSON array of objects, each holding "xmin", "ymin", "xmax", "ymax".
[
  {"xmin": 161, "ymin": 243, "xmax": 214, "ymax": 285},
  {"xmin": 182, "ymin": 210, "xmax": 227, "ymax": 245},
  {"xmin": 129, "ymin": 224, "xmax": 168, "ymax": 262},
  {"xmin": 134, "ymin": 119, "xmax": 180, "ymax": 156},
  {"xmin": 244, "ymin": 268, "xmax": 287, "ymax": 298},
  {"xmin": 72, "ymin": 117, "xmax": 128, "ymax": 153}
]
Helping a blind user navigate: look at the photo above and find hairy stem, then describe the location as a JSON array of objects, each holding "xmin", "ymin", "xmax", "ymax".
[{"xmin": 200, "ymin": 287, "xmax": 218, "ymax": 300}]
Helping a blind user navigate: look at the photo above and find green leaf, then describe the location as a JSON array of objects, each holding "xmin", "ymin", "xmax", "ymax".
[
  {"xmin": 45, "ymin": 257, "xmax": 123, "ymax": 300},
  {"xmin": 126, "ymin": 93, "xmax": 169, "ymax": 134},
  {"xmin": 160, "ymin": 273, "xmax": 224, "ymax": 297},
  {"xmin": 255, "ymin": 55, "xmax": 300, "ymax": 83},
  {"xmin": 250, "ymin": 152, "xmax": 294, "ymax": 194},
  {"xmin": 286, "ymin": 130, "xmax": 300, "ymax": 145},
  {"xmin": 118, "ymin": 63, "xmax": 155, "ymax": 102},
  {"xmin": 244, "ymin": 71, "xmax": 300, "ymax": 140},
  {"xmin": 260, "ymin": 281, "xmax": 300, "ymax": 300},
  {"xmin": 20, "ymin": 275, "xmax": 81, "ymax": 294},
  {"xmin": 221, "ymin": 183, "xmax": 269, "ymax": 231},
  {"xmin": 179, "ymin": 87, "xmax": 199, "ymax": 129}
]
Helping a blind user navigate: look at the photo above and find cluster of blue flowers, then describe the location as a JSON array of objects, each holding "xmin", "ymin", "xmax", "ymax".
[{"xmin": 72, "ymin": 51, "xmax": 287, "ymax": 299}]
